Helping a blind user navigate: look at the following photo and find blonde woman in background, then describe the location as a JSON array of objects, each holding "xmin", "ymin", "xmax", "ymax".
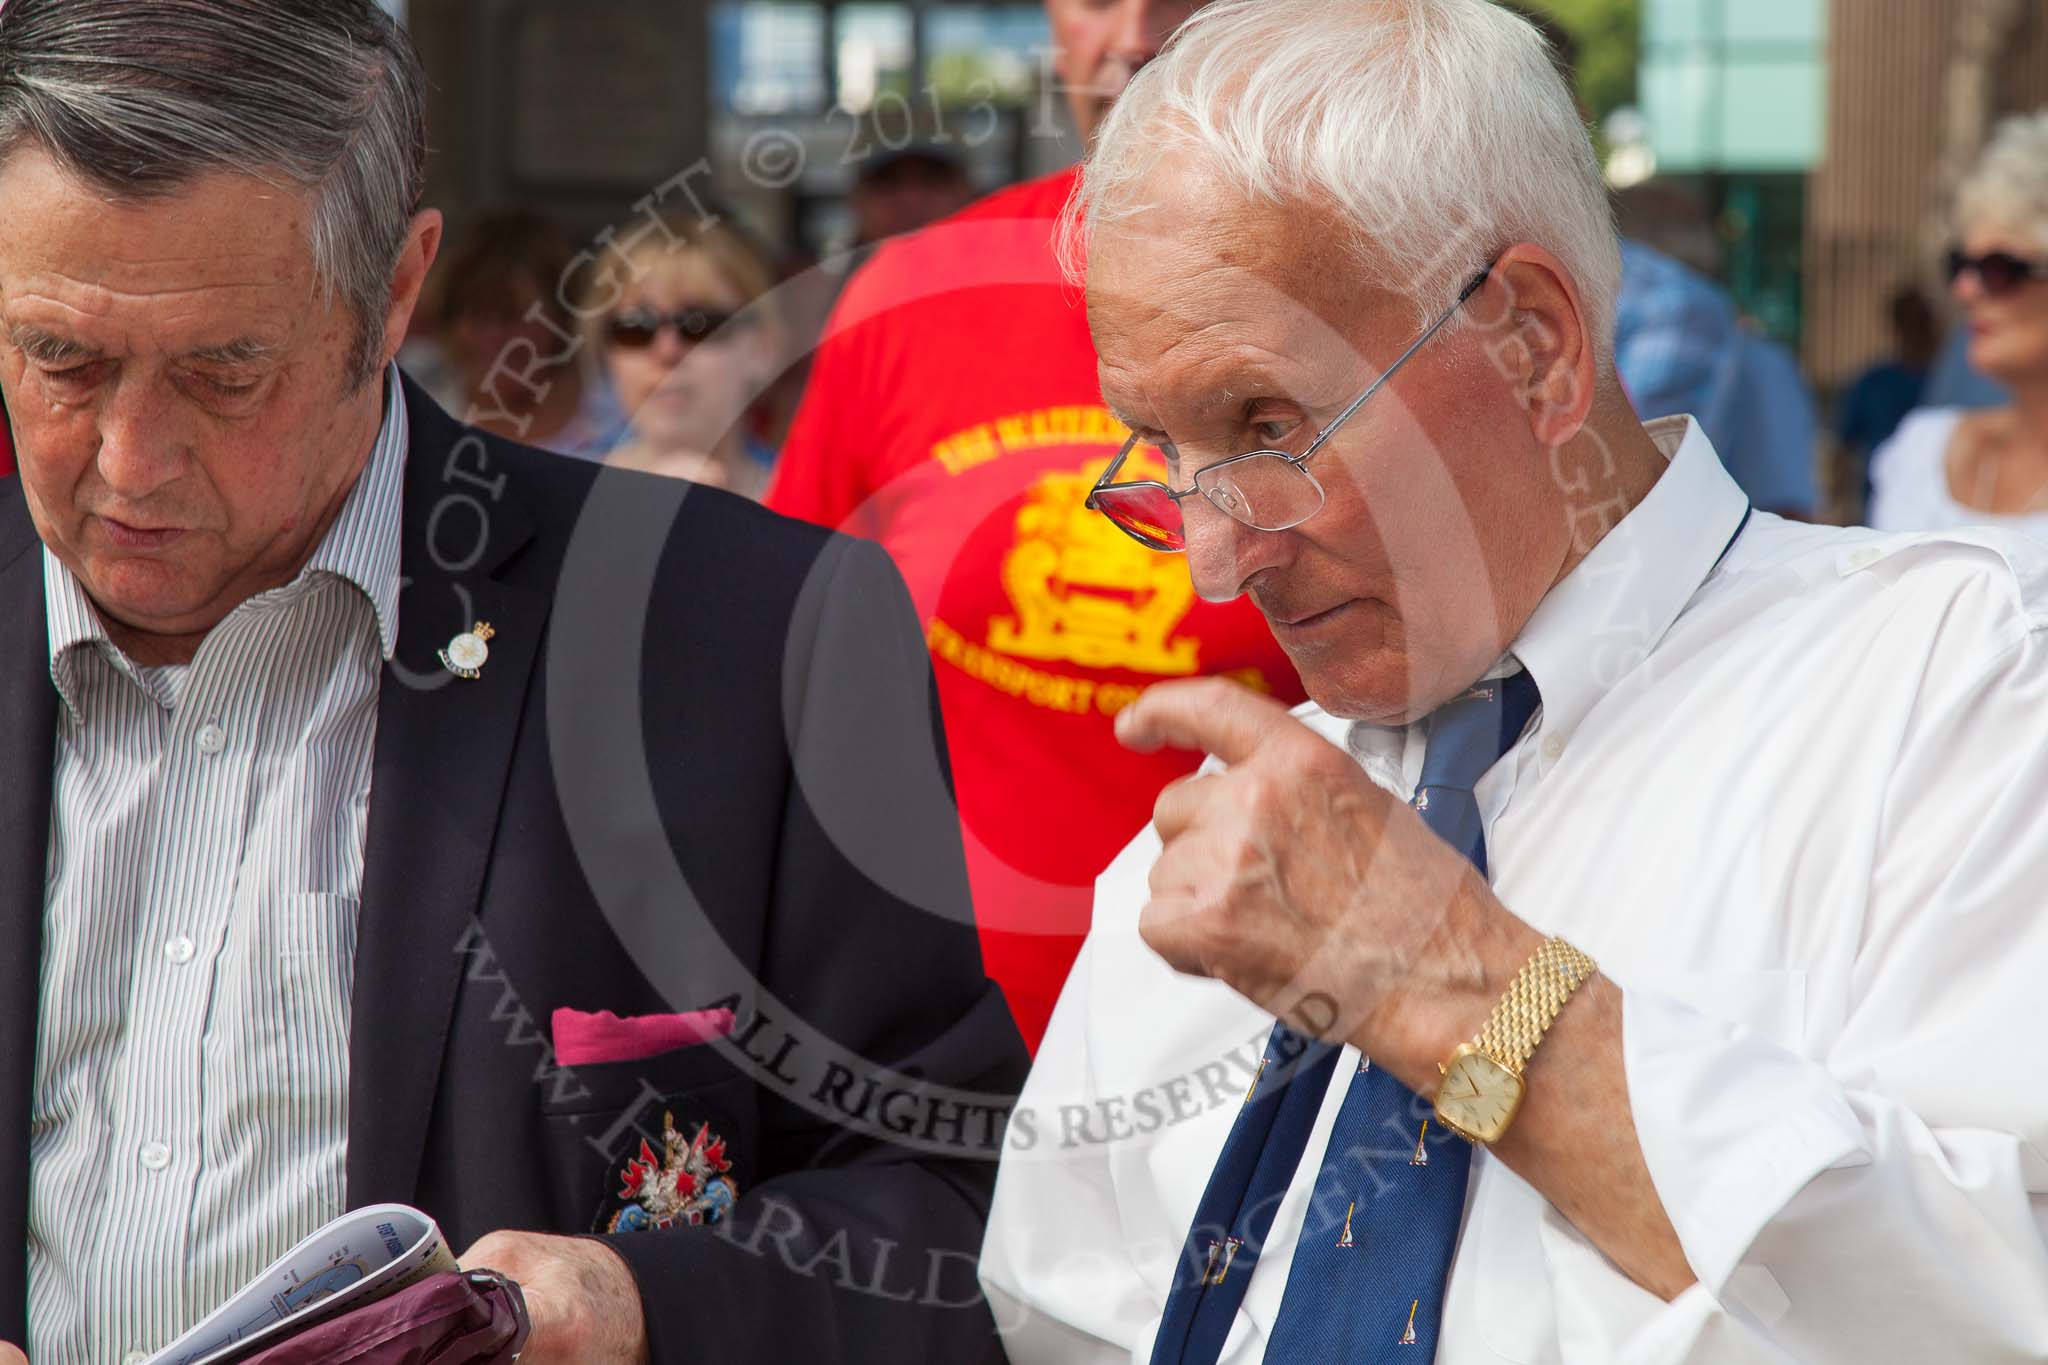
[
  {"xmin": 1869, "ymin": 111, "xmax": 2048, "ymax": 535},
  {"xmin": 585, "ymin": 217, "xmax": 784, "ymax": 498}
]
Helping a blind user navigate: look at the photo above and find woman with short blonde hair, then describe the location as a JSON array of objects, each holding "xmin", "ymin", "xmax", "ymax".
[
  {"xmin": 581, "ymin": 216, "xmax": 784, "ymax": 498},
  {"xmin": 1869, "ymin": 111, "xmax": 2048, "ymax": 534}
]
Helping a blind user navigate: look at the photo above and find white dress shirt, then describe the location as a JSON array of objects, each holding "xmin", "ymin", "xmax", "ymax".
[
  {"xmin": 28, "ymin": 374, "xmax": 407, "ymax": 1365},
  {"xmin": 982, "ymin": 416, "xmax": 2048, "ymax": 1363}
]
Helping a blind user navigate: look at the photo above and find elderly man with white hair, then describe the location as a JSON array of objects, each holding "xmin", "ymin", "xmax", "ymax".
[{"xmin": 979, "ymin": 0, "xmax": 2048, "ymax": 1360}]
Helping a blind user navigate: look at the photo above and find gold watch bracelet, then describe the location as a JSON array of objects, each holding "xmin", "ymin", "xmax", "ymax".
[{"xmin": 1475, "ymin": 936, "xmax": 1598, "ymax": 1073}]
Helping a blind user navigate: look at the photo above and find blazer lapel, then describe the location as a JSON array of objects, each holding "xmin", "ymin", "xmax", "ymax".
[
  {"xmin": 345, "ymin": 397, "xmax": 549, "ymax": 1209},
  {"xmin": 0, "ymin": 497, "xmax": 55, "ymax": 1342}
]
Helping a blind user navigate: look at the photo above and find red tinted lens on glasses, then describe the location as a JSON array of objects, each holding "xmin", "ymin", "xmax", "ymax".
[{"xmin": 1092, "ymin": 484, "xmax": 1186, "ymax": 551}]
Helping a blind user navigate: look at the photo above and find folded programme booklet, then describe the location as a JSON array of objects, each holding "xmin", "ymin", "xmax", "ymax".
[{"xmin": 144, "ymin": 1204, "xmax": 455, "ymax": 1365}]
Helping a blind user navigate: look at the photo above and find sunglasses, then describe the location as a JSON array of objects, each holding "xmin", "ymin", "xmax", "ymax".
[
  {"xmin": 606, "ymin": 307, "xmax": 747, "ymax": 348},
  {"xmin": 1945, "ymin": 248, "xmax": 2048, "ymax": 297}
]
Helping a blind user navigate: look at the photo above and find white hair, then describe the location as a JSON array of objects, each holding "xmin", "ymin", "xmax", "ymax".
[
  {"xmin": 1064, "ymin": 0, "xmax": 1622, "ymax": 362},
  {"xmin": 1956, "ymin": 111, "xmax": 2048, "ymax": 252}
]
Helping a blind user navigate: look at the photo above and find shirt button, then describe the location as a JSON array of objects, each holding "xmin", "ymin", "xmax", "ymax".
[
  {"xmin": 196, "ymin": 721, "xmax": 226, "ymax": 755},
  {"xmin": 164, "ymin": 935, "xmax": 196, "ymax": 965},
  {"xmin": 1845, "ymin": 546, "xmax": 1882, "ymax": 572},
  {"xmin": 139, "ymin": 1140, "xmax": 171, "ymax": 1171},
  {"xmin": 1543, "ymin": 733, "xmax": 1566, "ymax": 760},
  {"xmin": 124, "ymin": 1353, "xmax": 148, "ymax": 1365}
]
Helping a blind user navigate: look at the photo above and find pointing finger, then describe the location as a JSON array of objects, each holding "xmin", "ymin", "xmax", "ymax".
[{"xmin": 1115, "ymin": 678, "xmax": 1299, "ymax": 765}]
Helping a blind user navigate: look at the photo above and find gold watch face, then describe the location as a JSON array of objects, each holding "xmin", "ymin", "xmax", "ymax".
[{"xmin": 1434, "ymin": 1045, "xmax": 1524, "ymax": 1144}]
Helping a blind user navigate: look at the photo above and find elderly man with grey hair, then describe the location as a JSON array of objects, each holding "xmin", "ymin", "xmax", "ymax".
[
  {"xmin": 980, "ymin": 0, "xmax": 2048, "ymax": 1360},
  {"xmin": 0, "ymin": 2, "xmax": 1029, "ymax": 1363}
]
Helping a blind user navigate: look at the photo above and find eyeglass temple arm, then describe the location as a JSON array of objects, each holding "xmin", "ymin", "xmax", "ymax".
[{"xmin": 1307, "ymin": 263, "xmax": 1496, "ymax": 453}]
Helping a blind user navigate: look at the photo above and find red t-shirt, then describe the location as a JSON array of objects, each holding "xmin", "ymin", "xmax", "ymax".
[{"xmin": 771, "ymin": 168, "xmax": 1304, "ymax": 1049}]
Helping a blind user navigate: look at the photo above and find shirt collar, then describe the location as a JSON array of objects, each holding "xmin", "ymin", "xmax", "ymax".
[
  {"xmin": 309, "ymin": 365, "xmax": 408, "ymax": 661},
  {"xmin": 1338, "ymin": 415, "xmax": 1747, "ymax": 769},
  {"xmin": 44, "ymin": 551, "xmax": 130, "ymax": 716},
  {"xmin": 45, "ymin": 366, "xmax": 409, "ymax": 717},
  {"xmin": 1507, "ymin": 414, "xmax": 1749, "ymax": 749}
]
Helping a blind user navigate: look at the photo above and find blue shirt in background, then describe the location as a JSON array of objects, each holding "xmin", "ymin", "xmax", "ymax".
[{"xmin": 1614, "ymin": 241, "xmax": 1819, "ymax": 516}]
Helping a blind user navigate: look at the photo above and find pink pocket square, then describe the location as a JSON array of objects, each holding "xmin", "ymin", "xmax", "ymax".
[{"xmin": 551, "ymin": 1006, "xmax": 736, "ymax": 1067}]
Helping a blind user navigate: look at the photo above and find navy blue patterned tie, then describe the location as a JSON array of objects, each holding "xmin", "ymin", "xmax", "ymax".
[{"xmin": 1147, "ymin": 671, "xmax": 1542, "ymax": 1365}]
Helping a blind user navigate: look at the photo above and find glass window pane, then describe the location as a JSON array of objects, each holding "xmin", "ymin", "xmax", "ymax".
[
  {"xmin": 1642, "ymin": 0, "xmax": 1707, "ymax": 48},
  {"xmin": 1719, "ymin": 58, "xmax": 1824, "ymax": 169},
  {"xmin": 924, "ymin": 6, "xmax": 1054, "ymax": 106},
  {"xmin": 1640, "ymin": 52, "xmax": 1713, "ymax": 170},
  {"xmin": 712, "ymin": 2, "xmax": 828, "ymax": 116},
  {"xmin": 1639, "ymin": 0, "xmax": 1824, "ymax": 175},
  {"xmin": 836, "ymin": 4, "xmax": 915, "ymax": 113},
  {"xmin": 1722, "ymin": 0, "xmax": 1824, "ymax": 48}
]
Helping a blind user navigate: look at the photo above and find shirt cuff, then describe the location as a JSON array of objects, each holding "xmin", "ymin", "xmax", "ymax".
[{"xmin": 1622, "ymin": 986, "xmax": 1872, "ymax": 1294}]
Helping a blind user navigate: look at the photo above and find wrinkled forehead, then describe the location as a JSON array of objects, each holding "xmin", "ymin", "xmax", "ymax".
[
  {"xmin": 1083, "ymin": 175, "xmax": 1410, "ymax": 420},
  {"xmin": 0, "ymin": 144, "xmax": 316, "ymax": 328}
]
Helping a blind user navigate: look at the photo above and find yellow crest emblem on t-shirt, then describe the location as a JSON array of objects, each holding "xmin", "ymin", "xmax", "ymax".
[{"xmin": 986, "ymin": 454, "xmax": 1200, "ymax": 675}]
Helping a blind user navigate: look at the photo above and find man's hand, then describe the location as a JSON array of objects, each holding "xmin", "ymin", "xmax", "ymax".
[
  {"xmin": 0, "ymin": 1340, "xmax": 26, "ymax": 1364},
  {"xmin": 1120, "ymin": 679, "xmax": 1694, "ymax": 1298},
  {"xmin": 459, "ymin": 1230, "xmax": 649, "ymax": 1365},
  {"xmin": 1116, "ymin": 677, "xmax": 1531, "ymax": 1078}
]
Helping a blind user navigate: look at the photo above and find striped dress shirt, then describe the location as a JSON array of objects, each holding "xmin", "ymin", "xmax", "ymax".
[{"xmin": 27, "ymin": 374, "xmax": 408, "ymax": 1365}]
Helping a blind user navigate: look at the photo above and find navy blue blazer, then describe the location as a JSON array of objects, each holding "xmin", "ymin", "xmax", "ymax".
[{"xmin": 0, "ymin": 376, "xmax": 1028, "ymax": 1361}]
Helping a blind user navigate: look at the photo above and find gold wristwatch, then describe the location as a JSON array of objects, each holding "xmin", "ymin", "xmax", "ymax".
[{"xmin": 1433, "ymin": 936, "xmax": 1596, "ymax": 1144}]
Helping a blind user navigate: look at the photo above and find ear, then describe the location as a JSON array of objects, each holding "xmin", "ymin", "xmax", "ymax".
[
  {"xmin": 1471, "ymin": 242, "xmax": 1596, "ymax": 449},
  {"xmin": 377, "ymin": 208, "xmax": 445, "ymax": 371}
]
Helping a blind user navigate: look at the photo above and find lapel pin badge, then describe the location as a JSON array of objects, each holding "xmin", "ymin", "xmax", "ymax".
[{"xmin": 438, "ymin": 621, "xmax": 496, "ymax": 680}]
